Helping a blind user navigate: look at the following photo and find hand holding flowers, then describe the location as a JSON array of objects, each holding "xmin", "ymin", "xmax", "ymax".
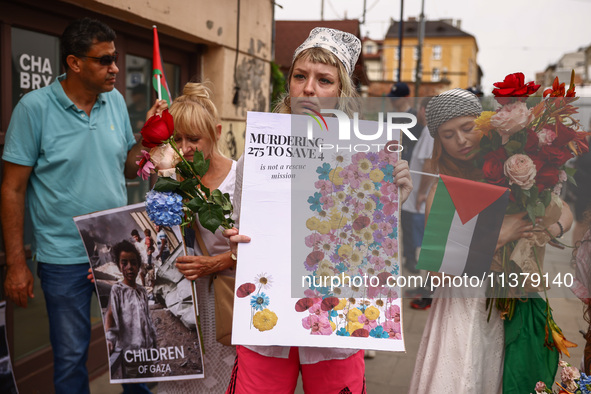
[{"xmin": 136, "ymin": 109, "xmax": 234, "ymax": 233}]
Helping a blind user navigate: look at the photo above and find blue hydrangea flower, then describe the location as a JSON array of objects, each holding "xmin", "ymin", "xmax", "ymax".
[
  {"xmin": 145, "ymin": 190, "xmax": 183, "ymax": 226},
  {"xmin": 307, "ymin": 192, "xmax": 323, "ymax": 212},
  {"xmin": 336, "ymin": 327, "xmax": 350, "ymax": 337},
  {"xmin": 250, "ymin": 292, "xmax": 270, "ymax": 310},
  {"xmin": 316, "ymin": 163, "xmax": 332, "ymax": 180},
  {"xmin": 580, "ymin": 373, "xmax": 591, "ymax": 394},
  {"xmin": 370, "ymin": 326, "xmax": 389, "ymax": 338}
]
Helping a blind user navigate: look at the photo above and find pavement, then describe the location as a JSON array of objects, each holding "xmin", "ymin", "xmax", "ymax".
[{"xmin": 90, "ymin": 228, "xmax": 587, "ymax": 393}]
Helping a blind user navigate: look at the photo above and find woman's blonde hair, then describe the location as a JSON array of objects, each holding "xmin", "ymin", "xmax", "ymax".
[
  {"xmin": 273, "ymin": 47, "xmax": 359, "ymax": 116},
  {"xmin": 169, "ymin": 82, "xmax": 221, "ymax": 154}
]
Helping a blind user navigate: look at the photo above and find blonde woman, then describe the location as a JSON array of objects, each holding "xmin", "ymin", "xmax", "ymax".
[{"xmin": 158, "ymin": 83, "xmax": 237, "ymax": 394}]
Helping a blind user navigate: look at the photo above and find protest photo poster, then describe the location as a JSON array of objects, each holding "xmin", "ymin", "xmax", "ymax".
[
  {"xmin": 74, "ymin": 203, "xmax": 204, "ymax": 383},
  {"xmin": 233, "ymin": 110, "xmax": 405, "ymax": 352},
  {"xmin": 0, "ymin": 302, "xmax": 18, "ymax": 394}
]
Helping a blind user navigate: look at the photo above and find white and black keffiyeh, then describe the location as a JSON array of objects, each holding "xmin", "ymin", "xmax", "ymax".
[
  {"xmin": 293, "ymin": 27, "xmax": 361, "ymax": 76},
  {"xmin": 426, "ymin": 88, "xmax": 483, "ymax": 137}
]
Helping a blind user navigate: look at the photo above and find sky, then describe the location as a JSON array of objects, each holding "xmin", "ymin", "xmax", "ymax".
[{"xmin": 274, "ymin": 0, "xmax": 591, "ymax": 93}]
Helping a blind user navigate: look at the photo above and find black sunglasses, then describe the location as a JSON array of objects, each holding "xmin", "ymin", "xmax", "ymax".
[{"xmin": 79, "ymin": 52, "xmax": 119, "ymax": 66}]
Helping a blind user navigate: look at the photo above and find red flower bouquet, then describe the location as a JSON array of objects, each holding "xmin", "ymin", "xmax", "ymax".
[
  {"xmin": 136, "ymin": 110, "xmax": 234, "ymax": 233},
  {"xmin": 476, "ymin": 71, "xmax": 588, "ymax": 356},
  {"xmin": 476, "ymin": 71, "xmax": 588, "ymax": 222}
]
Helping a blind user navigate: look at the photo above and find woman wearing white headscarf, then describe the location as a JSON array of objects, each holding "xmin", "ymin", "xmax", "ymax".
[{"xmin": 226, "ymin": 27, "xmax": 412, "ymax": 394}]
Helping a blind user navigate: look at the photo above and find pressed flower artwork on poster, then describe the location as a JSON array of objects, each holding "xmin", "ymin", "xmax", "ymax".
[
  {"xmin": 236, "ymin": 273, "xmax": 278, "ymax": 332},
  {"xmin": 136, "ymin": 109, "xmax": 234, "ymax": 234},
  {"xmin": 298, "ymin": 150, "xmax": 402, "ymax": 339},
  {"xmin": 295, "ymin": 296, "xmax": 402, "ymax": 339}
]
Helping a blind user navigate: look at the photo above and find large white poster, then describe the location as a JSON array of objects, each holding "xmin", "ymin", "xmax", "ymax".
[{"xmin": 233, "ymin": 111, "xmax": 405, "ymax": 352}]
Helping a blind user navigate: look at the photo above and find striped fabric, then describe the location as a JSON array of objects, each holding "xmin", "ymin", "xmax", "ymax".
[{"xmin": 417, "ymin": 175, "xmax": 510, "ymax": 276}]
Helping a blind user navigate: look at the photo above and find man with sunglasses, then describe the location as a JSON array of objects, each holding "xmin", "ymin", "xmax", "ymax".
[{"xmin": 1, "ymin": 18, "xmax": 164, "ymax": 394}]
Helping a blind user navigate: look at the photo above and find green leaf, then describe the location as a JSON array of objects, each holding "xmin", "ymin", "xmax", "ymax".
[
  {"xmin": 192, "ymin": 151, "xmax": 210, "ymax": 177},
  {"xmin": 154, "ymin": 177, "xmax": 181, "ymax": 192},
  {"xmin": 198, "ymin": 203, "xmax": 224, "ymax": 234},
  {"xmin": 504, "ymin": 140, "xmax": 522, "ymax": 155},
  {"xmin": 526, "ymin": 204, "xmax": 536, "ymax": 223},
  {"xmin": 179, "ymin": 178, "xmax": 199, "ymax": 195},
  {"xmin": 210, "ymin": 189, "xmax": 225, "ymax": 206},
  {"xmin": 564, "ymin": 166, "xmax": 576, "ymax": 177},
  {"xmin": 533, "ymin": 203, "xmax": 546, "ymax": 218},
  {"xmin": 176, "ymin": 161, "xmax": 193, "ymax": 179},
  {"xmin": 200, "ymin": 184, "xmax": 210, "ymax": 198},
  {"xmin": 540, "ymin": 189, "xmax": 552, "ymax": 207},
  {"xmin": 222, "ymin": 192, "xmax": 233, "ymax": 211},
  {"xmin": 185, "ymin": 196, "xmax": 205, "ymax": 212},
  {"xmin": 567, "ymin": 175, "xmax": 577, "ymax": 187},
  {"xmin": 491, "ymin": 132, "xmax": 502, "ymax": 150}
]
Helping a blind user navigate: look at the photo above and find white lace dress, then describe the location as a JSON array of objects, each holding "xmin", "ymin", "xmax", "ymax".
[
  {"xmin": 158, "ymin": 161, "xmax": 237, "ymax": 394},
  {"xmin": 408, "ymin": 283, "xmax": 504, "ymax": 394}
]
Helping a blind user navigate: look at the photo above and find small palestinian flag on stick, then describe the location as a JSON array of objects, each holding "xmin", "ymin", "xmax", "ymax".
[
  {"xmin": 152, "ymin": 25, "xmax": 171, "ymax": 106},
  {"xmin": 417, "ymin": 174, "xmax": 510, "ymax": 277}
]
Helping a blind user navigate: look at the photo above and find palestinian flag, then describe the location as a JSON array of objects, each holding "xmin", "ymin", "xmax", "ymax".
[
  {"xmin": 417, "ymin": 174, "xmax": 510, "ymax": 277},
  {"xmin": 152, "ymin": 25, "xmax": 171, "ymax": 106}
]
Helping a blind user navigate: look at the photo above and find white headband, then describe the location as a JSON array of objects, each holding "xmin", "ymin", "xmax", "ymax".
[{"xmin": 293, "ymin": 27, "xmax": 361, "ymax": 76}]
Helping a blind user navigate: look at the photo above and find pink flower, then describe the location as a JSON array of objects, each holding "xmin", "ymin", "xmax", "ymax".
[
  {"xmin": 380, "ymin": 183, "xmax": 397, "ymax": 197},
  {"xmin": 534, "ymin": 381, "xmax": 546, "ymax": 393},
  {"xmin": 380, "ymin": 196, "xmax": 398, "ymax": 216},
  {"xmin": 358, "ymin": 314, "xmax": 378, "ymax": 330},
  {"xmin": 558, "ymin": 170, "xmax": 567, "ymax": 182},
  {"xmin": 504, "ymin": 154, "xmax": 536, "ymax": 190},
  {"xmin": 561, "ymin": 366, "xmax": 581, "ymax": 384},
  {"xmin": 490, "ymin": 102, "xmax": 533, "ymax": 144},
  {"xmin": 314, "ymin": 180, "xmax": 334, "ymax": 195},
  {"xmin": 351, "ymin": 152, "xmax": 367, "ymax": 164},
  {"xmin": 370, "ymin": 256, "xmax": 385, "ymax": 270},
  {"xmin": 305, "ymin": 233, "xmax": 323, "ymax": 248},
  {"xmin": 378, "ymin": 222, "xmax": 393, "ymax": 235},
  {"xmin": 537, "ymin": 127, "xmax": 557, "ymax": 146},
  {"xmin": 302, "ymin": 314, "xmax": 332, "ymax": 335},
  {"xmin": 135, "ymin": 150, "xmax": 154, "ymax": 180},
  {"xmin": 382, "ymin": 238, "xmax": 398, "ymax": 255},
  {"xmin": 378, "ymin": 149, "xmax": 398, "ymax": 166},
  {"xmin": 319, "ymin": 195, "xmax": 335, "ymax": 209},
  {"xmin": 308, "ymin": 303, "xmax": 329, "ymax": 318},
  {"xmin": 385, "ymin": 305, "xmax": 401, "ymax": 322},
  {"xmin": 381, "ymin": 320, "xmax": 401, "ymax": 338}
]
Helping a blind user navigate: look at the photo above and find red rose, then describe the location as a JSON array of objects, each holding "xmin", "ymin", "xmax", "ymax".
[
  {"xmin": 539, "ymin": 145, "xmax": 573, "ymax": 166},
  {"xmin": 524, "ymin": 129, "xmax": 539, "ymax": 153},
  {"xmin": 492, "ymin": 72, "xmax": 540, "ymax": 98},
  {"xmin": 530, "ymin": 155, "xmax": 544, "ymax": 172},
  {"xmin": 482, "ymin": 148, "xmax": 508, "ymax": 186},
  {"xmin": 141, "ymin": 109, "xmax": 174, "ymax": 148},
  {"xmin": 535, "ymin": 164, "xmax": 559, "ymax": 190}
]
